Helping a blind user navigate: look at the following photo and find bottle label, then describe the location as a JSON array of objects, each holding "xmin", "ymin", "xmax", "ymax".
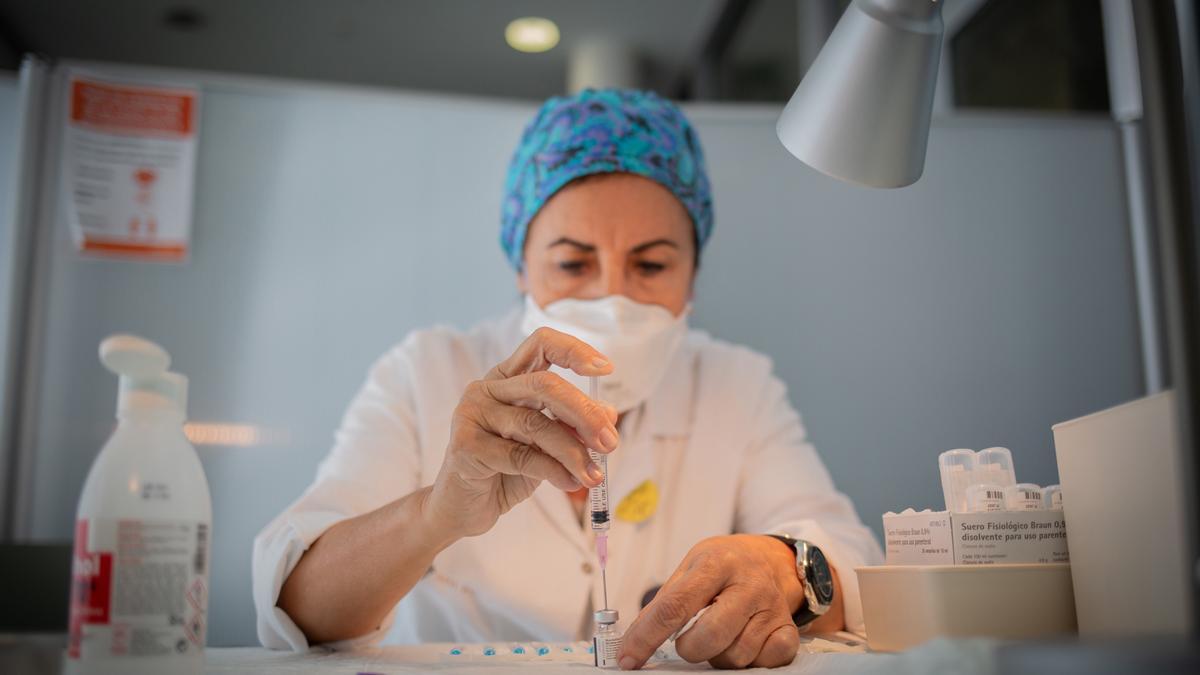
[
  {"xmin": 68, "ymin": 518, "xmax": 210, "ymax": 661},
  {"xmin": 593, "ymin": 632, "xmax": 623, "ymax": 668}
]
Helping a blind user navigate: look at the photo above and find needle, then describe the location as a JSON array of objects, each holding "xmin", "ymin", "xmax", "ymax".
[{"xmin": 602, "ymin": 568, "xmax": 609, "ymax": 609}]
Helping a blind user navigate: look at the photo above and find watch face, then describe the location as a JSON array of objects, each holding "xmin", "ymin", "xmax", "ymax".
[{"xmin": 808, "ymin": 547, "xmax": 834, "ymax": 603}]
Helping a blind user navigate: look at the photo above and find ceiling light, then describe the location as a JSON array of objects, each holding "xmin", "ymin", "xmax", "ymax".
[{"xmin": 505, "ymin": 17, "xmax": 560, "ymax": 53}]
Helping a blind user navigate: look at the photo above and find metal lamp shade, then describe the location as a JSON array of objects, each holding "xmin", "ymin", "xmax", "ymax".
[{"xmin": 777, "ymin": 0, "xmax": 944, "ymax": 188}]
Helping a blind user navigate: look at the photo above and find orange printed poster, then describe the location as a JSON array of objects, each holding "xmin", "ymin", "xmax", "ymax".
[{"xmin": 63, "ymin": 73, "xmax": 200, "ymax": 262}]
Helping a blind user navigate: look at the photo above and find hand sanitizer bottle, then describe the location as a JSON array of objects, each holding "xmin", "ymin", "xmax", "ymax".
[{"xmin": 66, "ymin": 335, "xmax": 212, "ymax": 675}]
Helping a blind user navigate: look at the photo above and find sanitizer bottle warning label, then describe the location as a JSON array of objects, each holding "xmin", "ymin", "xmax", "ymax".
[
  {"xmin": 68, "ymin": 518, "xmax": 210, "ymax": 661},
  {"xmin": 68, "ymin": 520, "xmax": 113, "ymax": 658}
]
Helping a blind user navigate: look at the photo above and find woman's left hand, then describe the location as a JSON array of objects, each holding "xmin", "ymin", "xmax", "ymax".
[{"xmin": 617, "ymin": 534, "xmax": 807, "ymax": 670}]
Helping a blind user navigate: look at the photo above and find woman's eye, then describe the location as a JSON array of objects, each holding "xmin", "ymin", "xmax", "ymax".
[
  {"xmin": 557, "ymin": 261, "xmax": 587, "ymax": 274},
  {"xmin": 635, "ymin": 261, "xmax": 666, "ymax": 275}
]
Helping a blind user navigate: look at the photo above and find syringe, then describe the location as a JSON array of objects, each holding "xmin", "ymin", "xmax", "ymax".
[{"xmin": 587, "ymin": 376, "xmax": 612, "ymax": 610}]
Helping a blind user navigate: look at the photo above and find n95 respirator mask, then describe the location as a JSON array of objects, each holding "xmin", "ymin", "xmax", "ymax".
[{"xmin": 520, "ymin": 294, "xmax": 689, "ymax": 413}]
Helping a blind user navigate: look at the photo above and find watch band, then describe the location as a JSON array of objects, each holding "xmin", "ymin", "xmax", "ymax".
[{"xmin": 766, "ymin": 534, "xmax": 833, "ymax": 630}]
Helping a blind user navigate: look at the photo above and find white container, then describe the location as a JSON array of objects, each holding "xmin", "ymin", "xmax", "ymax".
[
  {"xmin": 937, "ymin": 449, "xmax": 976, "ymax": 512},
  {"xmin": 1052, "ymin": 391, "xmax": 1191, "ymax": 637},
  {"xmin": 965, "ymin": 483, "xmax": 1005, "ymax": 512},
  {"xmin": 66, "ymin": 335, "xmax": 212, "ymax": 675},
  {"xmin": 1003, "ymin": 483, "xmax": 1043, "ymax": 511},
  {"xmin": 1042, "ymin": 484, "xmax": 1063, "ymax": 510},
  {"xmin": 856, "ymin": 564, "xmax": 1076, "ymax": 652},
  {"xmin": 975, "ymin": 447, "xmax": 1017, "ymax": 487}
]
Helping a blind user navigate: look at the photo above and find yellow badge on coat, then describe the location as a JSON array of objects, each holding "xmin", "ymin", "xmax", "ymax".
[{"xmin": 615, "ymin": 480, "xmax": 660, "ymax": 523}]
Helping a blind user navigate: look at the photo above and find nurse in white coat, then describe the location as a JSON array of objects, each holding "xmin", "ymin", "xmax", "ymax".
[{"xmin": 252, "ymin": 89, "xmax": 882, "ymax": 670}]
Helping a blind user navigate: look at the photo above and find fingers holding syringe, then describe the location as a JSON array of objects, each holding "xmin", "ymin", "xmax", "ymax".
[
  {"xmin": 486, "ymin": 327, "xmax": 613, "ymax": 380},
  {"xmin": 482, "ymin": 372, "xmax": 618, "ymax": 455},
  {"xmin": 478, "ymin": 403, "xmax": 605, "ymax": 488},
  {"xmin": 477, "ymin": 436, "xmax": 581, "ymax": 492}
]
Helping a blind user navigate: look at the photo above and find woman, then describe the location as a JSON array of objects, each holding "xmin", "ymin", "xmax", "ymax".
[{"xmin": 253, "ymin": 89, "xmax": 881, "ymax": 670}]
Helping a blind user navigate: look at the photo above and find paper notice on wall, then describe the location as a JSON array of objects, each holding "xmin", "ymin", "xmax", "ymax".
[{"xmin": 63, "ymin": 73, "xmax": 200, "ymax": 262}]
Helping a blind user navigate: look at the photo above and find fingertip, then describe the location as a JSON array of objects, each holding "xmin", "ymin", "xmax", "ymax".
[
  {"xmin": 599, "ymin": 426, "xmax": 619, "ymax": 453},
  {"xmin": 756, "ymin": 626, "xmax": 800, "ymax": 668},
  {"xmin": 571, "ymin": 359, "xmax": 613, "ymax": 378},
  {"xmin": 586, "ymin": 462, "xmax": 605, "ymax": 485},
  {"xmin": 618, "ymin": 656, "xmax": 638, "ymax": 670}
]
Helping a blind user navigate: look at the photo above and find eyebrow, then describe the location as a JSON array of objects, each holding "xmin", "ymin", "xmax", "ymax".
[
  {"xmin": 630, "ymin": 238, "xmax": 679, "ymax": 254},
  {"xmin": 547, "ymin": 237, "xmax": 595, "ymax": 251},
  {"xmin": 546, "ymin": 237, "xmax": 680, "ymax": 254}
]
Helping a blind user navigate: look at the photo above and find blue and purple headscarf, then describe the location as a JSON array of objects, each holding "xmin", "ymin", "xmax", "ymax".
[{"xmin": 500, "ymin": 88, "xmax": 714, "ymax": 270}]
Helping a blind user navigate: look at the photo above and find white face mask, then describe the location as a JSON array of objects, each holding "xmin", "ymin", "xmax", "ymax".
[{"xmin": 520, "ymin": 295, "xmax": 689, "ymax": 413}]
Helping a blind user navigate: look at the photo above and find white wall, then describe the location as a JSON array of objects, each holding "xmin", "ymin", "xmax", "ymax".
[
  {"xmin": 694, "ymin": 109, "xmax": 1141, "ymax": 529},
  {"xmin": 18, "ymin": 65, "xmax": 1141, "ymax": 645}
]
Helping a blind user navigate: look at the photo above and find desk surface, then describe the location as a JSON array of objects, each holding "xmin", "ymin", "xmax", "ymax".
[
  {"xmin": 204, "ymin": 639, "xmax": 999, "ymax": 674},
  {"xmin": 0, "ymin": 634, "xmax": 1000, "ymax": 674}
]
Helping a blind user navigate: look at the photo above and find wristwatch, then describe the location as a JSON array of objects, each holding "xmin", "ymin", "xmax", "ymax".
[{"xmin": 766, "ymin": 534, "xmax": 835, "ymax": 630}]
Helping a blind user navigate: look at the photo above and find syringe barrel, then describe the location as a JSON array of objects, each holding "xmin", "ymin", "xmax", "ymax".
[
  {"xmin": 589, "ymin": 447, "xmax": 610, "ymax": 531},
  {"xmin": 588, "ymin": 375, "xmax": 611, "ymax": 531}
]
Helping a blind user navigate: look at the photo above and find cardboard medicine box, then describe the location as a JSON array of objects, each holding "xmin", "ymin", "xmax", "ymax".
[{"xmin": 883, "ymin": 509, "xmax": 1069, "ymax": 565}]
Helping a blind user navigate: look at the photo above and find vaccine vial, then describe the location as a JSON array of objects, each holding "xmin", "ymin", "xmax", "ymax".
[
  {"xmin": 1004, "ymin": 483, "xmax": 1043, "ymax": 510},
  {"xmin": 1042, "ymin": 484, "xmax": 1063, "ymax": 510},
  {"xmin": 965, "ymin": 483, "xmax": 1006, "ymax": 512},
  {"xmin": 975, "ymin": 447, "xmax": 1017, "ymax": 488},
  {"xmin": 593, "ymin": 609, "xmax": 623, "ymax": 669},
  {"xmin": 938, "ymin": 449, "xmax": 977, "ymax": 512}
]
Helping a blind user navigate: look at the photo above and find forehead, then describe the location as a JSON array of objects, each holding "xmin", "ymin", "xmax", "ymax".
[{"xmin": 526, "ymin": 173, "xmax": 693, "ymax": 247}]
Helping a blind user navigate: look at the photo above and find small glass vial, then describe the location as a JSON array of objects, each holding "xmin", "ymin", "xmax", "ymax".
[
  {"xmin": 938, "ymin": 449, "xmax": 977, "ymax": 512},
  {"xmin": 976, "ymin": 447, "xmax": 1017, "ymax": 488},
  {"xmin": 1042, "ymin": 484, "xmax": 1063, "ymax": 510},
  {"xmin": 593, "ymin": 609, "xmax": 623, "ymax": 669},
  {"xmin": 1004, "ymin": 483, "xmax": 1043, "ymax": 510},
  {"xmin": 965, "ymin": 483, "xmax": 1006, "ymax": 512}
]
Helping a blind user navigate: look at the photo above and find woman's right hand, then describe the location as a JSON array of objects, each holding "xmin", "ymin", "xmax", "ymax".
[{"xmin": 423, "ymin": 327, "xmax": 619, "ymax": 539}]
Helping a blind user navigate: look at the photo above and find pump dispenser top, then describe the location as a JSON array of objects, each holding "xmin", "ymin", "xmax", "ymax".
[{"xmin": 99, "ymin": 334, "xmax": 188, "ymax": 417}]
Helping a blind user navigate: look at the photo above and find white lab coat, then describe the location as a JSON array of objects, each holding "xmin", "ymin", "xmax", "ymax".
[{"xmin": 252, "ymin": 307, "xmax": 882, "ymax": 651}]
